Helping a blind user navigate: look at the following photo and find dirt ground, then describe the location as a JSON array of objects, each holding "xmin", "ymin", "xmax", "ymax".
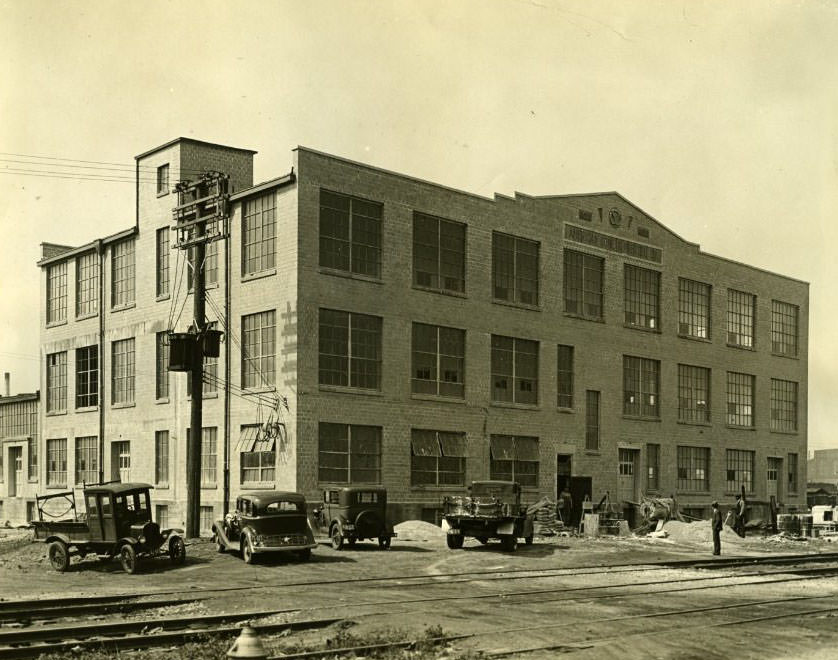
[{"xmin": 2, "ymin": 522, "xmax": 838, "ymax": 659}]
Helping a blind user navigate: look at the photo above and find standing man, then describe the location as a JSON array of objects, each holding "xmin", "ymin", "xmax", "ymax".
[
  {"xmin": 711, "ymin": 501, "xmax": 722, "ymax": 555},
  {"xmin": 735, "ymin": 493, "xmax": 747, "ymax": 538},
  {"xmin": 558, "ymin": 486, "xmax": 573, "ymax": 528}
]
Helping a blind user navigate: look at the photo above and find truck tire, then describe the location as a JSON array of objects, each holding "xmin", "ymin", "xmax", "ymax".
[
  {"xmin": 501, "ymin": 535, "xmax": 518, "ymax": 552},
  {"xmin": 48, "ymin": 541, "xmax": 70, "ymax": 572},
  {"xmin": 446, "ymin": 533, "xmax": 464, "ymax": 549},
  {"xmin": 378, "ymin": 535, "xmax": 391, "ymax": 549},
  {"xmin": 169, "ymin": 537, "xmax": 186, "ymax": 565},
  {"xmin": 120, "ymin": 544, "xmax": 138, "ymax": 574},
  {"xmin": 525, "ymin": 535, "xmax": 534, "ymax": 545}
]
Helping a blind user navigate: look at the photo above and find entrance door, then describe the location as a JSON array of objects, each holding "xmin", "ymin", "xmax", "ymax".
[
  {"xmin": 568, "ymin": 476, "xmax": 592, "ymax": 529},
  {"xmin": 767, "ymin": 457, "xmax": 782, "ymax": 501},
  {"xmin": 9, "ymin": 447, "xmax": 22, "ymax": 497},
  {"xmin": 618, "ymin": 449, "xmax": 639, "ymax": 528},
  {"xmin": 556, "ymin": 454, "xmax": 572, "ymax": 496}
]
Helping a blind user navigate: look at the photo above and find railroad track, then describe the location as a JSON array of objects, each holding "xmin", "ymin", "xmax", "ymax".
[{"xmin": 3, "ymin": 554, "xmax": 838, "ymax": 658}]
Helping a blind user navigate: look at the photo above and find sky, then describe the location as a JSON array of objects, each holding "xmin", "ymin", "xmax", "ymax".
[{"xmin": 1, "ymin": 0, "xmax": 836, "ymax": 451}]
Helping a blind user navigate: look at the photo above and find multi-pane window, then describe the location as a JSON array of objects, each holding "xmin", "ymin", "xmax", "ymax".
[
  {"xmin": 771, "ymin": 379, "xmax": 798, "ymax": 432},
  {"xmin": 564, "ymin": 249, "xmax": 604, "ymax": 320},
  {"xmin": 557, "ymin": 345, "xmax": 574, "ymax": 408},
  {"xmin": 318, "ymin": 423, "xmax": 381, "ymax": 484},
  {"xmin": 489, "ymin": 435, "xmax": 539, "ymax": 487},
  {"xmin": 201, "ymin": 427, "xmax": 217, "ymax": 487},
  {"xmin": 319, "ymin": 190, "xmax": 382, "ymax": 278},
  {"xmin": 647, "ymin": 443, "xmax": 660, "ymax": 491},
  {"xmin": 46, "ymin": 352, "xmax": 67, "ymax": 413},
  {"xmin": 156, "ymin": 332, "xmax": 169, "ymax": 400},
  {"xmin": 75, "ymin": 346, "xmax": 98, "ymax": 408},
  {"xmin": 585, "ymin": 390, "xmax": 600, "ymax": 450},
  {"xmin": 112, "ymin": 441, "xmax": 131, "ymax": 482},
  {"xmin": 240, "ymin": 425, "xmax": 276, "ymax": 484},
  {"xmin": 111, "ymin": 239, "xmax": 135, "ymax": 308},
  {"xmin": 767, "ymin": 456, "xmax": 781, "ymax": 487},
  {"xmin": 411, "ymin": 323, "xmax": 465, "ymax": 398},
  {"xmin": 727, "ymin": 289, "xmax": 755, "ymax": 348},
  {"xmin": 678, "ymin": 364, "xmax": 710, "ymax": 423},
  {"xmin": 411, "ymin": 429, "xmax": 467, "ymax": 486},
  {"xmin": 46, "ymin": 261, "xmax": 67, "ymax": 324},
  {"xmin": 200, "ymin": 506, "xmax": 214, "ymax": 535},
  {"xmin": 76, "ymin": 251, "xmax": 98, "ymax": 317},
  {"xmin": 156, "ymin": 228, "xmax": 170, "ymax": 297},
  {"xmin": 678, "ymin": 278, "xmax": 711, "ymax": 339},
  {"xmin": 242, "ymin": 193, "xmax": 277, "ymax": 275},
  {"xmin": 771, "ymin": 300, "xmax": 799, "ymax": 357},
  {"xmin": 156, "ymin": 163, "xmax": 169, "ymax": 195},
  {"xmin": 47, "ymin": 438, "xmax": 67, "ymax": 486},
  {"xmin": 624, "ymin": 265, "xmax": 660, "ymax": 330},
  {"xmin": 318, "ymin": 309, "xmax": 382, "ymax": 390},
  {"xmin": 75, "ymin": 436, "xmax": 98, "ymax": 485},
  {"xmin": 491, "ymin": 335, "xmax": 538, "ymax": 405},
  {"xmin": 111, "ymin": 338, "xmax": 135, "ymax": 405},
  {"xmin": 492, "ymin": 232, "xmax": 539, "ymax": 305},
  {"xmin": 156, "ymin": 505, "xmax": 169, "ymax": 529},
  {"xmin": 28, "ymin": 437, "xmax": 37, "ymax": 479},
  {"xmin": 413, "ymin": 212, "xmax": 466, "ymax": 293},
  {"xmin": 727, "ymin": 372, "xmax": 755, "ymax": 427},
  {"xmin": 619, "ymin": 449, "xmax": 635, "ymax": 476},
  {"xmin": 788, "ymin": 453, "xmax": 798, "ymax": 493},
  {"xmin": 677, "ymin": 446, "xmax": 710, "ymax": 492},
  {"xmin": 623, "ymin": 356, "xmax": 660, "ymax": 417},
  {"xmin": 726, "ymin": 449, "xmax": 754, "ymax": 493},
  {"xmin": 155, "ymin": 430, "xmax": 169, "ymax": 485},
  {"xmin": 187, "ymin": 241, "xmax": 218, "ymax": 289},
  {"xmin": 242, "ymin": 310, "xmax": 276, "ymax": 388}
]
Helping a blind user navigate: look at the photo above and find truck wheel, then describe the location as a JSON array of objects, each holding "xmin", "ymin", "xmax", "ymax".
[
  {"xmin": 242, "ymin": 536, "xmax": 255, "ymax": 564},
  {"xmin": 169, "ymin": 537, "xmax": 186, "ymax": 565},
  {"xmin": 378, "ymin": 535, "xmax": 391, "ymax": 549},
  {"xmin": 501, "ymin": 535, "xmax": 518, "ymax": 552},
  {"xmin": 476, "ymin": 536, "xmax": 489, "ymax": 545},
  {"xmin": 446, "ymin": 533, "xmax": 464, "ymax": 549},
  {"xmin": 215, "ymin": 534, "xmax": 225, "ymax": 553},
  {"xmin": 331, "ymin": 526, "xmax": 344, "ymax": 550},
  {"xmin": 525, "ymin": 535, "xmax": 534, "ymax": 545},
  {"xmin": 48, "ymin": 541, "xmax": 70, "ymax": 572},
  {"xmin": 120, "ymin": 544, "xmax": 138, "ymax": 574},
  {"xmin": 297, "ymin": 548, "xmax": 312, "ymax": 561}
]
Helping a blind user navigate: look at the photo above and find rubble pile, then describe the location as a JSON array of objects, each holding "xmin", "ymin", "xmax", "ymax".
[{"xmin": 392, "ymin": 520, "xmax": 447, "ymax": 542}]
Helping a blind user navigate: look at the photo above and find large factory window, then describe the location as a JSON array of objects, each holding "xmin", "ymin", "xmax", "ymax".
[
  {"xmin": 726, "ymin": 371, "xmax": 755, "ymax": 428},
  {"xmin": 413, "ymin": 212, "xmax": 466, "ymax": 294},
  {"xmin": 563, "ymin": 249, "xmax": 603, "ymax": 320},
  {"xmin": 411, "ymin": 429, "xmax": 466, "ymax": 486},
  {"xmin": 624, "ymin": 264, "xmax": 660, "ymax": 330},
  {"xmin": 678, "ymin": 364, "xmax": 710, "ymax": 423},
  {"xmin": 623, "ymin": 356, "xmax": 660, "ymax": 418},
  {"xmin": 318, "ymin": 423, "xmax": 381, "ymax": 484},
  {"xmin": 727, "ymin": 289, "xmax": 755, "ymax": 349},
  {"xmin": 491, "ymin": 335, "xmax": 538, "ymax": 405},
  {"xmin": 771, "ymin": 300, "xmax": 799, "ymax": 357},
  {"xmin": 492, "ymin": 232, "xmax": 539, "ymax": 305},
  {"xmin": 678, "ymin": 278, "xmax": 711, "ymax": 339},
  {"xmin": 411, "ymin": 323, "xmax": 465, "ymax": 398},
  {"xmin": 319, "ymin": 189, "xmax": 382, "ymax": 278},
  {"xmin": 319, "ymin": 309, "xmax": 382, "ymax": 391}
]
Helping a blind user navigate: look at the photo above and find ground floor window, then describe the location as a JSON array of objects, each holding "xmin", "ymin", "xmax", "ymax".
[
  {"xmin": 200, "ymin": 506, "xmax": 214, "ymax": 536},
  {"xmin": 489, "ymin": 435, "xmax": 539, "ymax": 487},
  {"xmin": 156, "ymin": 504, "xmax": 169, "ymax": 529},
  {"xmin": 677, "ymin": 446, "xmax": 709, "ymax": 492},
  {"xmin": 788, "ymin": 453, "xmax": 798, "ymax": 493},
  {"xmin": 647, "ymin": 443, "xmax": 660, "ymax": 491},
  {"xmin": 318, "ymin": 423, "xmax": 381, "ymax": 483},
  {"xmin": 111, "ymin": 441, "xmax": 130, "ymax": 482},
  {"xmin": 75, "ymin": 436, "xmax": 98, "ymax": 485},
  {"xmin": 726, "ymin": 449, "xmax": 754, "ymax": 493},
  {"xmin": 47, "ymin": 438, "xmax": 67, "ymax": 486},
  {"xmin": 411, "ymin": 429, "xmax": 467, "ymax": 486}
]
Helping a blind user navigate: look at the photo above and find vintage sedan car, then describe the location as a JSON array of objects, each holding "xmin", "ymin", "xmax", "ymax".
[
  {"xmin": 212, "ymin": 491, "xmax": 316, "ymax": 564},
  {"xmin": 317, "ymin": 486, "xmax": 396, "ymax": 549}
]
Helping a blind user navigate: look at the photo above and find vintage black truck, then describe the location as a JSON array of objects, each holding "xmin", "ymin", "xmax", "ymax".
[
  {"xmin": 32, "ymin": 482, "xmax": 186, "ymax": 574},
  {"xmin": 441, "ymin": 480, "xmax": 534, "ymax": 552}
]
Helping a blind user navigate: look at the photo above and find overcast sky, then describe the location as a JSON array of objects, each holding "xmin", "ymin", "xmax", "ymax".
[{"xmin": 1, "ymin": 0, "xmax": 835, "ymax": 452}]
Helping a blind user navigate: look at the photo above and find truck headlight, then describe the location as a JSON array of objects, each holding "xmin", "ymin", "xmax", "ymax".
[
  {"xmin": 139, "ymin": 536, "xmax": 146, "ymax": 544},
  {"xmin": 343, "ymin": 524, "xmax": 355, "ymax": 530}
]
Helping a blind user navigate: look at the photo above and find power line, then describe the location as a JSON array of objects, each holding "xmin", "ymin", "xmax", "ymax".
[{"xmin": 0, "ymin": 151, "xmax": 226, "ymax": 176}]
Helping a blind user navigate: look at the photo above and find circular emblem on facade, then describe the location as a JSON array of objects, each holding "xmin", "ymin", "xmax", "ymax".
[{"xmin": 609, "ymin": 208, "xmax": 622, "ymax": 227}]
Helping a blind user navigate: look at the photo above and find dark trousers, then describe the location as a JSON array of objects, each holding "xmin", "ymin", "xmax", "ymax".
[{"xmin": 712, "ymin": 527, "xmax": 721, "ymax": 555}]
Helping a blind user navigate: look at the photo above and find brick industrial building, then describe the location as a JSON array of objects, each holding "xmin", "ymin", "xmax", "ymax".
[{"xmin": 28, "ymin": 137, "xmax": 807, "ymax": 529}]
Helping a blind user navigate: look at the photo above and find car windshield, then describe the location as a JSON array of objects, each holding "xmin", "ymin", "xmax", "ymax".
[{"xmin": 262, "ymin": 500, "xmax": 302, "ymax": 514}]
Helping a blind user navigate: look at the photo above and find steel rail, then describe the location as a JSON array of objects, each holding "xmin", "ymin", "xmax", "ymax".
[{"xmin": 0, "ymin": 597, "xmax": 202, "ymax": 624}]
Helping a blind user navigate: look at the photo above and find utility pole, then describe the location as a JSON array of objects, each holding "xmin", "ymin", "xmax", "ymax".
[{"xmin": 170, "ymin": 172, "xmax": 229, "ymax": 539}]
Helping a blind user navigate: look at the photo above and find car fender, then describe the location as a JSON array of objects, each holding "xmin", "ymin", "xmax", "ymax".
[
  {"xmin": 44, "ymin": 533, "xmax": 72, "ymax": 546},
  {"xmin": 117, "ymin": 536, "xmax": 140, "ymax": 547},
  {"xmin": 496, "ymin": 521, "xmax": 515, "ymax": 536}
]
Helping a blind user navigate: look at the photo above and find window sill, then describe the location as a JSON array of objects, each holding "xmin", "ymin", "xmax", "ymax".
[
  {"xmin": 412, "ymin": 285, "xmax": 467, "ymax": 299},
  {"xmin": 492, "ymin": 298, "xmax": 541, "ymax": 312},
  {"xmin": 28, "ymin": 478, "xmax": 39, "ymax": 483},
  {"xmin": 411, "ymin": 393, "xmax": 466, "ymax": 405},
  {"xmin": 112, "ymin": 402, "xmax": 136, "ymax": 409},
  {"xmin": 563, "ymin": 312, "xmax": 605, "ymax": 324},
  {"xmin": 491, "ymin": 401, "xmax": 539, "ymax": 411},
  {"xmin": 556, "ymin": 406, "xmax": 575, "ymax": 414},
  {"xmin": 47, "ymin": 484, "xmax": 68, "ymax": 490},
  {"xmin": 622, "ymin": 415, "xmax": 661, "ymax": 422},
  {"xmin": 111, "ymin": 302, "xmax": 136, "ymax": 313},
  {"xmin": 677, "ymin": 333, "xmax": 712, "ymax": 343},
  {"xmin": 46, "ymin": 319, "xmax": 68, "ymax": 329},
  {"xmin": 769, "ymin": 429, "xmax": 799, "ymax": 436},
  {"xmin": 75, "ymin": 406, "xmax": 98, "ymax": 414},
  {"xmin": 75, "ymin": 312, "xmax": 98, "ymax": 322},
  {"xmin": 584, "ymin": 450, "xmax": 601, "ymax": 456},
  {"xmin": 155, "ymin": 483, "xmax": 170, "ymax": 490},
  {"xmin": 725, "ymin": 425, "xmax": 756, "ymax": 431},
  {"xmin": 242, "ymin": 268, "xmax": 277, "ymax": 283},
  {"xmin": 677, "ymin": 420, "xmax": 712, "ymax": 427},
  {"xmin": 187, "ymin": 392, "xmax": 219, "ymax": 401},
  {"xmin": 155, "ymin": 397, "xmax": 170, "ymax": 405},
  {"xmin": 319, "ymin": 385, "xmax": 383, "ymax": 397},
  {"xmin": 201, "ymin": 483, "xmax": 218, "ymax": 490},
  {"xmin": 46, "ymin": 410, "xmax": 67, "ymax": 417},
  {"xmin": 156, "ymin": 294, "xmax": 171, "ymax": 303},
  {"xmin": 771, "ymin": 352, "xmax": 800, "ymax": 360},
  {"xmin": 242, "ymin": 386, "xmax": 276, "ymax": 395},
  {"xmin": 157, "ymin": 190, "xmax": 169, "ymax": 198},
  {"xmin": 623, "ymin": 323, "xmax": 661, "ymax": 334},
  {"xmin": 318, "ymin": 267, "xmax": 383, "ymax": 285},
  {"xmin": 726, "ymin": 343, "xmax": 755, "ymax": 352},
  {"xmin": 241, "ymin": 482, "xmax": 276, "ymax": 490}
]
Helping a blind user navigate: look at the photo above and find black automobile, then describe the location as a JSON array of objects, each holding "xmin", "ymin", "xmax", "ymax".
[
  {"xmin": 212, "ymin": 491, "xmax": 316, "ymax": 564},
  {"xmin": 317, "ymin": 486, "xmax": 396, "ymax": 550}
]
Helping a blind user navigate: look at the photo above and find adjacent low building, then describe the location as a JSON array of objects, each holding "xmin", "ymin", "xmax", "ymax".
[
  {"xmin": 0, "ymin": 386, "xmax": 40, "ymax": 524},
  {"xmin": 35, "ymin": 137, "xmax": 808, "ymax": 531}
]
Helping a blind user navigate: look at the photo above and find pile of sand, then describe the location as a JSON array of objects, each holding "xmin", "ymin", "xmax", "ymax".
[
  {"xmin": 393, "ymin": 520, "xmax": 447, "ymax": 542},
  {"xmin": 662, "ymin": 520, "xmax": 748, "ymax": 546}
]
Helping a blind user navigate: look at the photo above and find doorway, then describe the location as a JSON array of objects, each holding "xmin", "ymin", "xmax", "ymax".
[
  {"xmin": 767, "ymin": 457, "xmax": 782, "ymax": 501},
  {"xmin": 9, "ymin": 447, "xmax": 22, "ymax": 497},
  {"xmin": 618, "ymin": 448, "xmax": 640, "ymax": 527}
]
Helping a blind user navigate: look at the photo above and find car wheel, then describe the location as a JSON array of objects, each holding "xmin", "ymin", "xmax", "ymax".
[
  {"xmin": 446, "ymin": 533, "xmax": 464, "ymax": 550},
  {"xmin": 297, "ymin": 548, "xmax": 312, "ymax": 561},
  {"xmin": 331, "ymin": 526, "xmax": 344, "ymax": 550},
  {"xmin": 242, "ymin": 536, "xmax": 255, "ymax": 564},
  {"xmin": 214, "ymin": 534, "xmax": 225, "ymax": 553},
  {"xmin": 525, "ymin": 535, "xmax": 534, "ymax": 545},
  {"xmin": 378, "ymin": 535, "xmax": 391, "ymax": 549},
  {"xmin": 501, "ymin": 535, "xmax": 518, "ymax": 552},
  {"xmin": 120, "ymin": 544, "xmax": 138, "ymax": 574},
  {"xmin": 48, "ymin": 541, "xmax": 70, "ymax": 572},
  {"xmin": 169, "ymin": 537, "xmax": 186, "ymax": 565},
  {"xmin": 476, "ymin": 536, "xmax": 489, "ymax": 545}
]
